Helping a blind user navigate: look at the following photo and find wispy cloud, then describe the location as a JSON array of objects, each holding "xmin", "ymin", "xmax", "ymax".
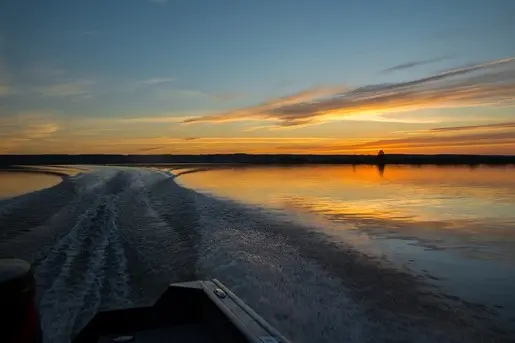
[
  {"xmin": 273, "ymin": 124, "xmax": 515, "ymax": 154},
  {"xmin": 18, "ymin": 123, "xmax": 59, "ymax": 138},
  {"xmin": 139, "ymin": 146, "xmax": 165, "ymax": 152},
  {"xmin": 29, "ymin": 66, "xmax": 66, "ymax": 78},
  {"xmin": 184, "ymin": 57, "xmax": 515, "ymax": 128},
  {"xmin": 428, "ymin": 122, "xmax": 515, "ymax": 133},
  {"xmin": 158, "ymin": 88, "xmax": 246, "ymax": 103},
  {"xmin": 3, "ymin": 66, "xmax": 98, "ymax": 98},
  {"xmin": 125, "ymin": 77, "xmax": 243, "ymax": 102},
  {"xmin": 118, "ymin": 114, "xmax": 200, "ymax": 124},
  {"xmin": 212, "ymin": 92, "xmax": 246, "ymax": 102},
  {"xmin": 36, "ymin": 80, "xmax": 95, "ymax": 97},
  {"xmin": 0, "ymin": 111, "xmax": 61, "ymax": 152},
  {"xmin": 382, "ymin": 56, "xmax": 450, "ymax": 73},
  {"xmin": 328, "ymin": 131, "xmax": 515, "ymax": 152},
  {"xmin": 182, "ymin": 86, "xmax": 346, "ymax": 125},
  {"xmin": 136, "ymin": 77, "xmax": 175, "ymax": 86},
  {"xmin": 0, "ymin": 111, "xmax": 60, "ymax": 133}
]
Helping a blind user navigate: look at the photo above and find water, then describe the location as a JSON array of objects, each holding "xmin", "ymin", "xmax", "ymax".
[
  {"xmin": 178, "ymin": 165, "xmax": 515, "ymax": 318},
  {"xmin": 0, "ymin": 165, "xmax": 514, "ymax": 343},
  {"xmin": 0, "ymin": 171, "xmax": 62, "ymax": 199}
]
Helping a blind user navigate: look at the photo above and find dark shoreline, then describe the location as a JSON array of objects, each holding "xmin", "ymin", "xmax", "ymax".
[{"xmin": 1, "ymin": 153, "xmax": 515, "ymax": 166}]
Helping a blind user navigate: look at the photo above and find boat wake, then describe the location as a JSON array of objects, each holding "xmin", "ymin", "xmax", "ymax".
[{"xmin": 0, "ymin": 167, "xmax": 511, "ymax": 343}]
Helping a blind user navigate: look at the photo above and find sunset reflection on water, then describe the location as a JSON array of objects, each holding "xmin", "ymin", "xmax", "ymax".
[
  {"xmin": 178, "ymin": 164, "xmax": 515, "ymax": 316},
  {"xmin": 179, "ymin": 164, "xmax": 515, "ymax": 222},
  {"xmin": 0, "ymin": 172, "xmax": 63, "ymax": 199}
]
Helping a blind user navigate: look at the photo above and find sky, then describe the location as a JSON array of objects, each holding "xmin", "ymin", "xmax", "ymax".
[{"xmin": 1, "ymin": 0, "xmax": 514, "ymax": 155}]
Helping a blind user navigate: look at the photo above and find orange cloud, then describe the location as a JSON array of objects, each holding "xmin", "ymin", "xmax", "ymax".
[
  {"xmin": 118, "ymin": 115, "xmax": 198, "ymax": 124},
  {"xmin": 428, "ymin": 122, "xmax": 515, "ymax": 133},
  {"xmin": 182, "ymin": 86, "xmax": 347, "ymax": 125},
  {"xmin": 0, "ymin": 112, "xmax": 61, "ymax": 153},
  {"xmin": 274, "ymin": 130, "xmax": 515, "ymax": 154},
  {"xmin": 183, "ymin": 57, "xmax": 515, "ymax": 128}
]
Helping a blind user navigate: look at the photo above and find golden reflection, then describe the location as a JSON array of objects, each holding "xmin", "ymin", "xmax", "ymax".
[
  {"xmin": 180, "ymin": 164, "xmax": 515, "ymax": 190},
  {"xmin": 178, "ymin": 165, "xmax": 515, "ymax": 231},
  {"xmin": 280, "ymin": 194, "xmax": 515, "ymax": 242},
  {"xmin": 0, "ymin": 172, "xmax": 62, "ymax": 198}
]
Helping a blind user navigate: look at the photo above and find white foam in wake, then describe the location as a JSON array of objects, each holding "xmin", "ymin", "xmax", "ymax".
[{"xmin": 193, "ymin": 192, "xmax": 370, "ymax": 343}]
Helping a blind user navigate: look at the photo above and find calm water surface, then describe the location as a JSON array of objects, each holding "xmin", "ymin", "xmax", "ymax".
[
  {"xmin": 0, "ymin": 171, "xmax": 63, "ymax": 199},
  {"xmin": 178, "ymin": 165, "xmax": 515, "ymax": 320}
]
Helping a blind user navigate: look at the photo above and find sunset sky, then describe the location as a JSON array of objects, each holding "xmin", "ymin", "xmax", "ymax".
[{"xmin": 1, "ymin": 0, "xmax": 514, "ymax": 154}]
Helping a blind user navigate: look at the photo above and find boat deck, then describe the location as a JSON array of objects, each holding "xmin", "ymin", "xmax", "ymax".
[
  {"xmin": 99, "ymin": 325, "xmax": 214, "ymax": 343},
  {"xmin": 74, "ymin": 280, "xmax": 287, "ymax": 343}
]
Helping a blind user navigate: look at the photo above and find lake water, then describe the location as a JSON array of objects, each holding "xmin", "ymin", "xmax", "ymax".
[
  {"xmin": 0, "ymin": 171, "xmax": 63, "ymax": 199},
  {"xmin": 1, "ymin": 165, "xmax": 514, "ymax": 342},
  {"xmin": 178, "ymin": 165, "xmax": 515, "ymax": 323}
]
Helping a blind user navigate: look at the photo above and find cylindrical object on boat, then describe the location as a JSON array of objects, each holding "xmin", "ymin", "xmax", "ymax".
[{"xmin": 0, "ymin": 258, "xmax": 42, "ymax": 343}]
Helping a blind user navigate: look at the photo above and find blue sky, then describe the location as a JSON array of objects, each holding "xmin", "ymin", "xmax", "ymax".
[{"xmin": 1, "ymin": 0, "xmax": 514, "ymax": 154}]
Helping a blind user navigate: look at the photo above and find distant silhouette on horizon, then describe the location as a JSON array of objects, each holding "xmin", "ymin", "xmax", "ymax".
[{"xmin": 376, "ymin": 150, "xmax": 385, "ymax": 177}]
